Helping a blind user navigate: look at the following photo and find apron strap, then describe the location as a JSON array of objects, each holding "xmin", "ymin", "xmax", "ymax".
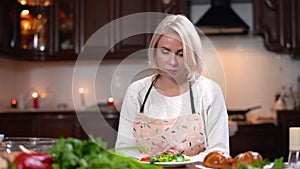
[
  {"xmin": 140, "ymin": 75, "xmax": 196, "ymax": 114},
  {"xmin": 189, "ymin": 81, "xmax": 196, "ymax": 114},
  {"xmin": 139, "ymin": 74, "xmax": 160, "ymax": 113}
]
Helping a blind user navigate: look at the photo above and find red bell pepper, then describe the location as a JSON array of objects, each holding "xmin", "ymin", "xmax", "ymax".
[{"xmin": 13, "ymin": 152, "xmax": 53, "ymax": 169}]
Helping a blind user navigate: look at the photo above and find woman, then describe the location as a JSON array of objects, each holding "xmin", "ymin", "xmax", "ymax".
[{"xmin": 115, "ymin": 14, "xmax": 229, "ymax": 159}]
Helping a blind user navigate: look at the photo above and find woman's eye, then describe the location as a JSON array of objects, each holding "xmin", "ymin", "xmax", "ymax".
[
  {"xmin": 160, "ymin": 49, "xmax": 170, "ymax": 55},
  {"xmin": 176, "ymin": 52, "xmax": 183, "ymax": 57}
]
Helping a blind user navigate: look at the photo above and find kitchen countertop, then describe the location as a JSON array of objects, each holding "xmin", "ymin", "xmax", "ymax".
[
  {"xmin": 0, "ymin": 103, "xmax": 120, "ymax": 114},
  {"xmin": 0, "ymin": 108, "xmax": 75, "ymax": 113},
  {"xmin": 0, "ymin": 107, "xmax": 120, "ymax": 116}
]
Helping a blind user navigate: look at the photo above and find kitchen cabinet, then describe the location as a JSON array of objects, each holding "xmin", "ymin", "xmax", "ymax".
[
  {"xmin": 0, "ymin": 0, "xmax": 15, "ymax": 58},
  {"xmin": 77, "ymin": 111, "xmax": 119, "ymax": 148},
  {"xmin": 0, "ymin": 111, "xmax": 82, "ymax": 138},
  {"xmin": 36, "ymin": 113, "xmax": 81, "ymax": 138},
  {"xmin": 230, "ymin": 123, "xmax": 280, "ymax": 161},
  {"xmin": 0, "ymin": 0, "xmax": 188, "ymax": 61},
  {"xmin": 277, "ymin": 110, "xmax": 300, "ymax": 161},
  {"xmin": 8, "ymin": 0, "xmax": 79, "ymax": 61},
  {"xmin": 0, "ymin": 113, "xmax": 36, "ymax": 137},
  {"xmin": 0, "ymin": 110, "xmax": 120, "ymax": 148},
  {"xmin": 82, "ymin": 0, "xmax": 188, "ymax": 60},
  {"xmin": 253, "ymin": 0, "xmax": 300, "ymax": 59}
]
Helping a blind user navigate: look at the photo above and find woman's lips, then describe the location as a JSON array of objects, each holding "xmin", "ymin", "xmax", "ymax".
[{"xmin": 165, "ymin": 69, "xmax": 177, "ymax": 75}]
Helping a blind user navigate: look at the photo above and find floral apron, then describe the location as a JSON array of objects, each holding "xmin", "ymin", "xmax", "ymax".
[{"xmin": 133, "ymin": 75, "xmax": 206, "ymax": 156}]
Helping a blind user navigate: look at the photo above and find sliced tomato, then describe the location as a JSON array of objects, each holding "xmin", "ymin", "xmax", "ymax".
[
  {"xmin": 140, "ymin": 156, "xmax": 150, "ymax": 162},
  {"xmin": 166, "ymin": 149, "xmax": 175, "ymax": 155}
]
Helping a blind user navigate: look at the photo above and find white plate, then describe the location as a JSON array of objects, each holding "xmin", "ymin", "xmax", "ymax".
[
  {"xmin": 141, "ymin": 156, "xmax": 196, "ymax": 168},
  {"xmin": 142, "ymin": 160, "xmax": 194, "ymax": 167}
]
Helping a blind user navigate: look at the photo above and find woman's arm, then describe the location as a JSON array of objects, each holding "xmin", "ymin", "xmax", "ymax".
[
  {"xmin": 115, "ymin": 84, "xmax": 146, "ymax": 158},
  {"xmin": 203, "ymin": 80, "xmax": 230, "ymax": 154}
]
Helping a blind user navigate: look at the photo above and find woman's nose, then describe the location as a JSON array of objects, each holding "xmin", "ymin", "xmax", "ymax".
[{"xmin": 168, "ymin": 54, "xmax": 178, "ymax": 66}]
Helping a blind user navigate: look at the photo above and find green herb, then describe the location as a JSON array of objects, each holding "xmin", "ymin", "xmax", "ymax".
[
  {"xmin": 148, "ymin": 151, "xmax": 190, "ymax": 164},
  {"xmin": 225, "ymin": 157, "xmax": 284, "ymax": 169},
  {"xmin": 46, "ymin": 137, "xmax": 162, "ymax": 169},
  {"xmin": 273, "ymin": 157, "xmax": 284, "ymax": 169}
]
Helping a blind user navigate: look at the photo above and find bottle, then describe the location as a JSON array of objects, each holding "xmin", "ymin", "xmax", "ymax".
[
  {"xmin": 288, "ymin": 127, "xmax": 300, "ymax": 168},
  {"xmin": 297, "ymin": 76, "xmax": 300, "ymax": 109},
  {"xmin": 18, "ymin": 94, "xmax": 25, "ymax": 110},
  {"xmin": 274, "ymin": 86, "xmax": 287, "ymax": 110},
  {"xmin": 286, "ymin": 86, "xmax": 296, "ymax": 110}
]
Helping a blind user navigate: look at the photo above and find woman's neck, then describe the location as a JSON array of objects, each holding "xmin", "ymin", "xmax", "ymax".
[{"xmin": 154, "ymin": 75, "xmax": 189, "ymax": 97}]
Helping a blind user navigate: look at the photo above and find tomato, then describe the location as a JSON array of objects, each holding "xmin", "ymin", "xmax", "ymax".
[
  {"xmin": 166, "ymin": 150, "xmax": 175, "ymax": 155},
  {"xmin": 13, "ymin": 152, "xmax": 53, "ymax": 169},
  {"xmin": 140, "ymin": 156, "xmax": 150, "ymax": 162}
]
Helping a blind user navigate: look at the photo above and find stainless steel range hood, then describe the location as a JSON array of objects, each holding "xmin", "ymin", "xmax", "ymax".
[{"xmin": 195, "ymin": 0, "xmax": 249, "ymax": 35}]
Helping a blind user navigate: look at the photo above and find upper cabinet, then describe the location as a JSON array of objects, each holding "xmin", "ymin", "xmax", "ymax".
[
  {"xmin": 2, "ymin": 0, "xmax": 79, "ymax": 61},
  {"xmin": 0, "ymin": 0, "xmax": 15, "ymax": 57},
  {"xmin": 81, "ymin": 0, "xmax": 187, "ymax": 60},
  {"xmin": 253, "ymin": 0, "xmax": 300, "ymax": 59},
  {"xmin": 0, "ymin": 0, "xmax": 188, "ymax": 61}
]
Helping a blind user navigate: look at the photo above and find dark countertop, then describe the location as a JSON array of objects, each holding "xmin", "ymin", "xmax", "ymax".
[{"xmin": 0, "ymin": 108, "xmax": 75, "ymax": 114}]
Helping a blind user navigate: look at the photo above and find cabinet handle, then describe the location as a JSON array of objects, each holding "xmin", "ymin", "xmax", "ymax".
[{"xmin": 264, "ymin": 0, "xmax": 278, "ymax": 11}]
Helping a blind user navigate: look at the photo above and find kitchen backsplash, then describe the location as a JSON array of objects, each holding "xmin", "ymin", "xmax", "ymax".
[{"xmin": 1, "ymin": 35, "xmax": 300, "ymax": 114}]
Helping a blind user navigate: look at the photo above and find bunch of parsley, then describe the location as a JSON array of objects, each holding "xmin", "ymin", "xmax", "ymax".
[
  {"xmin": 46, "ymin": 137, "xmax": 162, "ymax": 169},
  {"xmin": 149, "ymin": 151, "xmax": 190, "ymax": 164}
]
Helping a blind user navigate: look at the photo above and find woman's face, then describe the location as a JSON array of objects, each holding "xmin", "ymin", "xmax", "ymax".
[{"xmin": 156, "ymin": 33, "xmax": 187, "ymax": 80}]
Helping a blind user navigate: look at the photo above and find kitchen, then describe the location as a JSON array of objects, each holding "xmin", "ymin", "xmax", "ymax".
[{"xmin": 0, "ymin": 0, "xmax": 300, "ymax": 168}]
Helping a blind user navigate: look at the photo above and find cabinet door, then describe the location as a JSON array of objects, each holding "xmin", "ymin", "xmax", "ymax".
[
  {"xmin": 112, "ymin": 0, "xmax": 154, "ymax": 56},
  {"xmin": 253, "ymin": 0, "xmax": 285, "ymax": 52},
  {"xmin": 0, "ymin": 114, "xmax": 36, "ymax": 137},
  {"xmin": 1, "ymin": 0, "xmax": 80, "ymax": 61},
  {"xmin": 77, "ymin": 112, "xmax": 118, "ymax": 148},
  {"xmin": 49, "ymin": 0, "xmax": 78, "ymax": 60},
  {"xmin": 36, "ymin": 114, "xmax": 80, "ymax": 138},
  {"xmin": 290, "ymin": 0, "xmax": 300, "ymax": 58},
  {"xmin": 79, "ymin": 0, "xmax": 112, "ymax": 60},
  {"xmin": 254, "ymin": 0, "xmax": 300, "ymax": 58},
  {"xmin": 0, "ymin": 0, "xmax": 14, "ymax": 55},
  {"xmin": 112, "ymin": 0, "xmax": 187, "ymax": 57},
  {"xmin": 15, "ymin": 1, "xmax": 53, "ymax": 61},
  {"xmin": 81, "ymin": 0, "xmax": 188, "ymax": 60},
  {"xmin": 277, "ymin": 110, "xmax": 300, "ymax": 161},
  {"xmin": 230, "ymin": 123, "xmax": 280, "ymax": 161},
  {"xmin": 82, "ymin": 0, "xmax": 111, "ymax": 44}
]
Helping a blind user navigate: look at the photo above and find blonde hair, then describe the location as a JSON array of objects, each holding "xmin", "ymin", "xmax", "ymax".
[{"xmin": 148, "ymin": 14, "xmax": 204, "ymax": 81}]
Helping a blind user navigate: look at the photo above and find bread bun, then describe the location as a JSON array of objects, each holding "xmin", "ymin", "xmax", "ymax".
[
  {"xmin": 203, "ymin": 151, "xmax": 233, "ymax": 168},
  {"xmin": 232, "ymin": 151, "xmax": 263, "ymax": 168},
  {"xmin": 0, "ymin": 151, "xmax": 21, "ymax": 169}
]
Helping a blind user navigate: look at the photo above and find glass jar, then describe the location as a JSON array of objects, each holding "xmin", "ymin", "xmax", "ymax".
[
  {"xmin": 0, "ymin": 137, "xmax": 56, "ymax": 152},
  {"xmin": 288, "ymin": 127, "xmax": 300, "ymax": 168}
]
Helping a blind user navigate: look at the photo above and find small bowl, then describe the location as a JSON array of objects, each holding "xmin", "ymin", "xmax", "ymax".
[{"xmin": 0, "ymin": 137, "xmax": 57, "ymax": 152}]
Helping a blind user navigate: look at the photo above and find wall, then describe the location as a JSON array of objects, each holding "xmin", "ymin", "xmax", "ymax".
[
  {"xmin": 0, "ymin": 3, "xmax": 299, "ymax": 114},
  {"xmin": 0, "ymin": 58, "xmax": 18, "ymax": 109}
]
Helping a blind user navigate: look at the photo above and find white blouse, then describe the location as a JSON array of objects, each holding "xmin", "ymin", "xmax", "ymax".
[{"xmin": 115, "ymin": 75, "xmax": 229, "ymax": 159}]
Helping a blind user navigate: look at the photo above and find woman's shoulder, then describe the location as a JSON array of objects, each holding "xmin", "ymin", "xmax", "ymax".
[
  {"xmin": 195, "ymin": 76, "xmax": 221, "ymax": 90},
  {"xmin": 126, "ymin": 75, "xmax": 153, "ymax": 92},
  {"xmin": 194, "ymin": 76, "xmax": 224, "ymax": 100},
  {"xmin": 195, "ymin": 76, "xmax": 223, "ymax": 104}
]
